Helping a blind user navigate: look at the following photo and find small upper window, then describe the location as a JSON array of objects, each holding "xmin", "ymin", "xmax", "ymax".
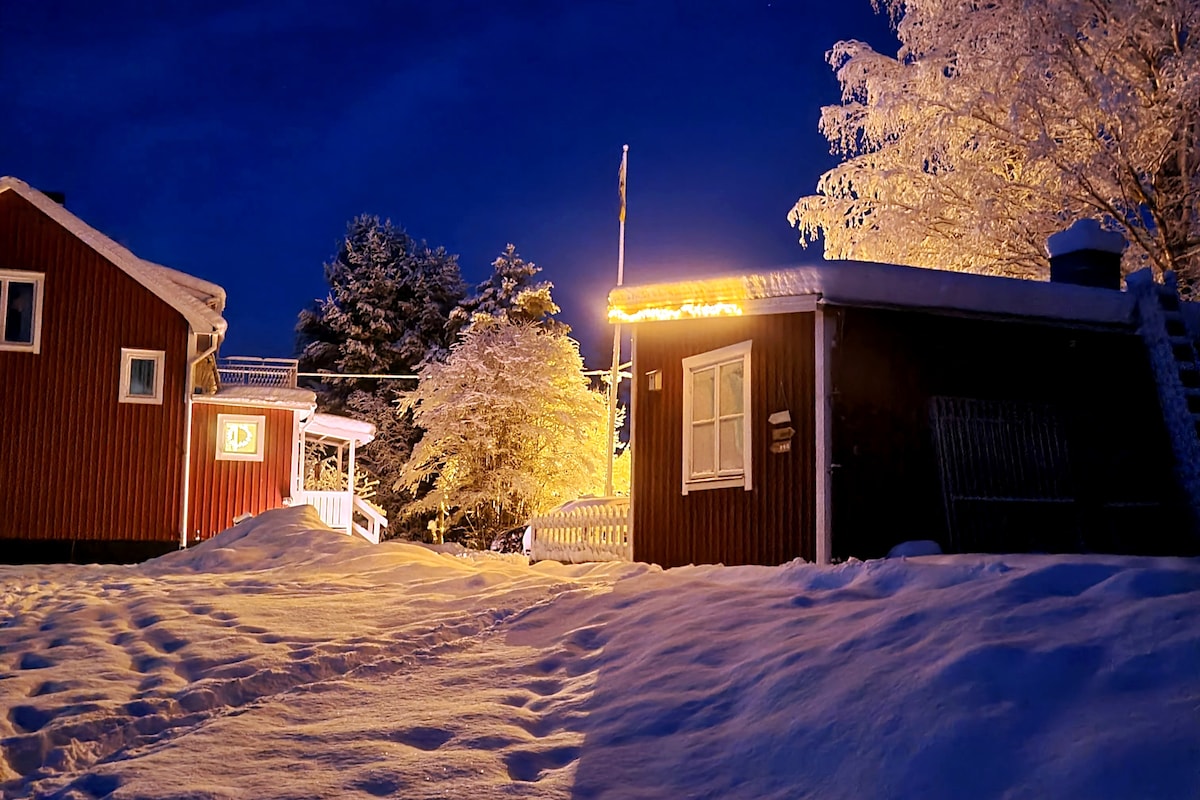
[
  {"xmin": 216, "ymin": 413, "xmax": 266, "ymax": 462},
  {"xmin": 0, "ymin": 270, "xmax": 45, "ymax": 353},
  {"xmin": 119, "ymin": 348, "xmax": 165, "ymax": 404},
  {"xmin": 681, "ymin": 340, "xmax": 752, "ymax": 494}
]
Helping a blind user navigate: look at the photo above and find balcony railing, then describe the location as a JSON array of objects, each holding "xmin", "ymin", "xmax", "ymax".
[{"xmin": 218, "ymin": 356, "xmax": 298, "ymax": 388}]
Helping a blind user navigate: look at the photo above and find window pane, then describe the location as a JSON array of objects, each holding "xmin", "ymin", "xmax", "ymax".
[
  {"xmin": 4, "ymin": 281, "xmax": 35, "ymax": 344},
  {"xmin": 719, "ymin": 417, "xmax": 744, "ymax": 472},
  {"xmin": 692, "ymin": 422, "xmax": 715, "ymax": 475},
  {"xmin": 719, "ymin": 361, "xmax": 743, "ymax": 415},
  {"xmin": 223, "ymin": 421, "xmax": 259, "ymax": 454},
  {"xmin": 129, "ymin": 358, "xmax": 156, "ymax": 396},
  {"xmin": 692, "ymin": 368, "xmax": 715, "ymax": 420}
]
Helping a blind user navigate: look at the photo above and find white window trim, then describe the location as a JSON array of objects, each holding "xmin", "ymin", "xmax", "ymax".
[
  {"xmin": 216, "ymin": 413, "xmax": 266, "ymax": 462},
  {"xmin": 0, "ymin": 269, "xmax": 46, "ymax": 354},
  {"xmin": 119, "ymin": 348, "xmax": 165, "ymax": 405},
  {"xmin": 681, "ymin": 339, "xmax": 752, "ymax": 495}
]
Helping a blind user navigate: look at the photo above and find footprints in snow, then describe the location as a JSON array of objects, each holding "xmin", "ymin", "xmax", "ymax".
[{"xmin": 388, "ymin": 725, "xmax": 454, "ymax": 751}]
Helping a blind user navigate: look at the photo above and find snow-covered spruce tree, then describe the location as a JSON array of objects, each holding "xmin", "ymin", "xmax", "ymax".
[
  {"xmin": 451, "ymin": 244, "xmax": 565, "ymax": 332},
  {"xmin": 397, "ymin": 316, "xmax": 611, "ymax": 547},
  {"xmin": 296, "ymin": 215, "xmax": 465, "ymax": 524},
  {"xmin": 789, "ymin": 0, "xmax": 1200, "ymax": 284}
]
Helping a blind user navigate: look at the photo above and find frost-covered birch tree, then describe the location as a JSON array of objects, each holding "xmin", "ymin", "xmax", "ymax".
[
  {"xmin": 790, "ymin": 0, "xmax": 1200, "ymax": 284},
  {"xmin": 397, "ymin": 317, "xmax": 610, "ymax": 545}
]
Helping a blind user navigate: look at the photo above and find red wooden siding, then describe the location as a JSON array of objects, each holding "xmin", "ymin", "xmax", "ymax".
[
  {"xmin": 630, "ymin": 313, "xmax": 816, "ymax": 567},
  {"xmin": 187, "ymin": 402, "xmax": 296, "ymax": 542},
  {"xmin": 0, "ymin": 191, "xmax": 189, "ymax": 543}
]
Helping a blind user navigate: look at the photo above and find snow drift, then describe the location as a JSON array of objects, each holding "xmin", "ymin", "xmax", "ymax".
[{"xmin": 1, "ymin": 506, "xmax": 1198, "ymax": 799}]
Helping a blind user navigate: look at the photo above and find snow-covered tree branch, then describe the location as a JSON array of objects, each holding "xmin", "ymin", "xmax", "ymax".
[
  {"xmin": 296, "ymin": 215, "xmax": 466, "ymax": 522},
  {"xmin": 789, "ymin": 0, "xmax": 1200, "ymax": 284}
]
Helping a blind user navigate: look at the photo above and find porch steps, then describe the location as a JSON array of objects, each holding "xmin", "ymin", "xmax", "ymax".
[{"xmin": 1129, "ymin": 269, "xmax": 1200, "ymax": 525}]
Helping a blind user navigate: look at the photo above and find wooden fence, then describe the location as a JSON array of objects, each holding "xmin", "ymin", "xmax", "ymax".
[{"xmin": 530, "ymin": 500, "xmax": 631, "ymax": 563}]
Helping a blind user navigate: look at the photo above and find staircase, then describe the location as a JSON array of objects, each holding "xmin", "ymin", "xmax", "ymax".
[{"xmin": 1129, "ymin": 269, "xmax": 1200, "ymax": 523}]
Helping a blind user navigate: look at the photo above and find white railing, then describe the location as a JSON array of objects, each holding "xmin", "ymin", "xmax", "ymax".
[
  {"xmin": 352, "ymin": 495, "xmax": 389, "ymax": 544},
  {"xmin": 294, "ymin": 490, "xmax": 388, "ymax": 544},
  {"xmin": 299, "ymin": 490, "xmax": 351, "ymax": 532},
  {"xmin": 530, "ymin": 500, "xmax": 631, "ymax": 563},
  {"xmin": 218, "ymin": 356, "xmax": 299, "ymax": 388}
]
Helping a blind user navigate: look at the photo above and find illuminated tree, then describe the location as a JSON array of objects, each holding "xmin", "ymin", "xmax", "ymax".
[
  {"xmin": 789, "ymin": 0, "xmax": 1200, "ymax": 284},
  {"xmin": 451, "ymin": 243, "xmax": 563, "ymax": 331},
  {"xmin": 397, "ymin": 314, "xmax": 611, "ymax": 546}
]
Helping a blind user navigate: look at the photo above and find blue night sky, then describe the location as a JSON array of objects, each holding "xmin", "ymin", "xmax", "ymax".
[{"xmin": 2, "ymin": 1, "xmax": 895, "ymax": 367}]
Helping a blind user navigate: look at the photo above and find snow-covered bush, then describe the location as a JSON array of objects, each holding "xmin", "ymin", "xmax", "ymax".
[{"xmin": 397, "ymin": 317, "xmax": 612, "ymax": 547}]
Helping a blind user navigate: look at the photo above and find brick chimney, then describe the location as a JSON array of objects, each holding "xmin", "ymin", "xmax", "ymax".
[{"xmin": 1045, "ymin": 219, "xmax": 1126, "ymax": 291}]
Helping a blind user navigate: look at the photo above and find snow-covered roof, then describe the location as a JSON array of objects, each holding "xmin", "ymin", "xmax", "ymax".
[
  {"xmin": 305, "ymin": 412, "xmax": 376, "ymax": 445},
  {"xmin": 198, "ymin": 385, "xmax": 317, "ymax": 410},
  {"xmin": 608, "ymin": 260, "xmax": 1136, "ymax": 327},
  {"xmin": 0, "ymin": 176, "xmax": 227, "ymax": 336}
]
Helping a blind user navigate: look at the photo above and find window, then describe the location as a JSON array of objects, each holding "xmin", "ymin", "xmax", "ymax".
[
  {"xmin": 216, "ymin": 413, "xmax": 266, "ymax": 462},
  {"xmin": 0, "ymin": 270, "xmax": 45, "ymax": 353},
  {"xmin": 119, "ymin": 348, "xmax": 165, "ymax": 404},
  {"xmin": 682, "ymin": 340, "xmax": 752, "ymax": 494}
]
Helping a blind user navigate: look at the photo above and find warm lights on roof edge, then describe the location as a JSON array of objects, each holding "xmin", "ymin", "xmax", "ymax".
[{"xmin": 608, "ymin": 302, "xmax": 744, "ymax": 324}]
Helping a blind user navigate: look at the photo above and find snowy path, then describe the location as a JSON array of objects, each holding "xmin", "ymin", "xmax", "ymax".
[{"xmin": 3, "ymin": 506, "xmax": 1200, "ymax": 799}]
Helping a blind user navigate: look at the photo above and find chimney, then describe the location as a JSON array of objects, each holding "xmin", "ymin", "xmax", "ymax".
[{"xmin": 1045, "ymin": 219, "xmax": 1126, "ymax": 291}]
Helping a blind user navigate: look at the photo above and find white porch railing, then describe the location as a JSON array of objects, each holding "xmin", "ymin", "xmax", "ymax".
[
  {"xmin": 294, "ymin": 490, "xmax": 388, "ymax": 544},
  {"xmin": 352, "ymin": 495, "xmax": 388, "ymax": 544},
  {"xmin": 297, "ymin": 490, "xmax": 351, "ymax": 532},
  {"xmin": 530, "ymin": 499, "xmax": 631, "ymax": 563}
]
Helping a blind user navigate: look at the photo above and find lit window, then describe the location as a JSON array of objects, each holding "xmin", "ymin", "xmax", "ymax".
[
  {"xmin": 0, "ymin": 270, "xmax": 45, "ymax": 353},
  {"xmin": 119, "ymin": 348, "xmax": 165, "ymax": 404},
  {"xmin": 216, "ymin": 413, "xmax": 265, "ymax": 462},
  {"xmin": 681, "ymin": 340, "xmax": 752, "ymax": 494}
]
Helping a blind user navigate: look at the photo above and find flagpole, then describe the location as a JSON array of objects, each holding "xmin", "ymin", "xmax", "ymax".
[{"xmin": 606, "ymin": 144, "xmax": 629, "ymax": 496}]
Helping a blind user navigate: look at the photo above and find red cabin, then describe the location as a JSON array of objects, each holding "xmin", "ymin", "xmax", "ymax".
[{"xmin": 0, "ymin": 177, "xmax": 383, "ymax": 562}]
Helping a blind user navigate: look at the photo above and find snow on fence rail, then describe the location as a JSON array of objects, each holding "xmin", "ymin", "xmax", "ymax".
[{"xmin": 530, "ymin": 500, "xmax": 631, "ymax": 563}]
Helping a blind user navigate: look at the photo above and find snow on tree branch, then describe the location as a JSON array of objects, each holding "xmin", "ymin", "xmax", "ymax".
[
  {"xmin": 790, "ymin": 0, "xmax": 1200, "ymax": 285},
  {"xmin": 396, "ymin": 317, "xmax": 617, "ymax": 545}
]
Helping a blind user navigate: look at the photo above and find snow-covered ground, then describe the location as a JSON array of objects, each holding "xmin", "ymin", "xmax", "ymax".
[{"xmin": 2, "ymin": 507, "xmax": 1198, "ymax": 799}]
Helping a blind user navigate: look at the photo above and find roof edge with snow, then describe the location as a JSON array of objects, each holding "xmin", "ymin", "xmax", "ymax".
[
  {"xmin": 608, "ymin": 260, "xmax": 1137, "ymax": 328},
  {"xmin": 305, "ymin": 413, "xmax": 376, "ymax": 445},
  {"xmin": 197, "ymin": 386, "xmax": 317, "ymax": 410},
  {"xmin": 0, "ymin": 176, "xmax": 228, "ymax": 336}
]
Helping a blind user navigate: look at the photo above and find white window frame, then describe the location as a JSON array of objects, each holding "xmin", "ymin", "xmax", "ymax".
[
  {"xmin": 216, "ymin": 413, "xmax": 266, "ymax": 462},
  {"xmin": 681, "ymin": 339, "xmax": 752, "ymax": 494},
  {"xmin": 119, "ymin": 348, "xmax": 165, "ymax": 405},
  {"xmin": 0, "ymin": 269, "xmax": 45, "ymax": 354}
]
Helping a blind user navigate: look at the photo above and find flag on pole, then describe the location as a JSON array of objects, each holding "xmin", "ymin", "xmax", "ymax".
[{"xmin": 618, "ymin": 146, "xmax": 627, "ymax": 223}]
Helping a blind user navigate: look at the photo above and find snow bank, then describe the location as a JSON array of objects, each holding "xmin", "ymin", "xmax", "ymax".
[{"xmin": 2, "ymin": 510, "xmax": 1198, "ymax": 799}]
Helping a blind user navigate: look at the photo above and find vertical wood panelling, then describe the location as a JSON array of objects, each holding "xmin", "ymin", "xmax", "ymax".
[
  {"xmin": 0, "ymin": 191, "xmax": 188, "ymax": 543},
  {"xmin": 187, "ymin": 403, "xmax": 296, "ymax": 542},
  {"xmin": 630, "ymin": 313, "xmax": 816, "ymax": 567}
]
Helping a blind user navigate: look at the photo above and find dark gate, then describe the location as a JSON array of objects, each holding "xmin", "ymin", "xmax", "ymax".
[{"xmin": 929, "ymin": 396, "xmax": 1078, "ymax": 552}]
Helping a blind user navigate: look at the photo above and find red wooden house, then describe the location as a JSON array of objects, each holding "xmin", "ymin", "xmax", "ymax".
[
  {"xmin": 0, "ymin": 177, "xmax": 383, "ymax": 562},
  {"xmin": 603, "ymin": 225, "xmax": 1198, "ymax": 568}
]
